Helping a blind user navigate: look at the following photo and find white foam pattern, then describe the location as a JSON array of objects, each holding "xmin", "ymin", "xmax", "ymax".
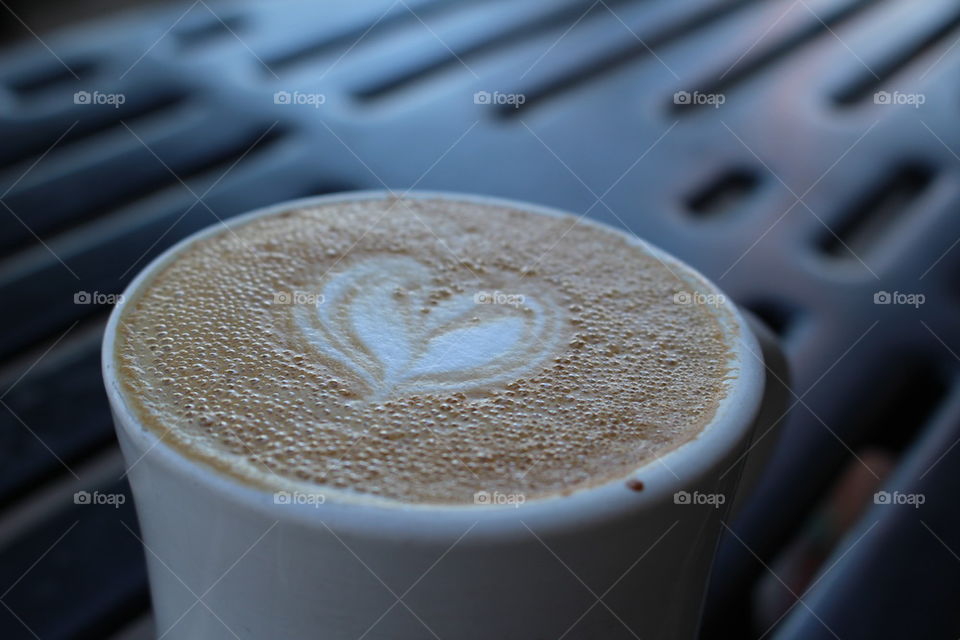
[{"xmin": 294, "ymin": 256, "xmax": 564, "ymax": 401}]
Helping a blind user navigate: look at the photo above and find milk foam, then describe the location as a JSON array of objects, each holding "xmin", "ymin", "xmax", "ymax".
[
  {"xmin": 295, "ymin": 256, "xmax": 564, "ymax": 401},
  {"xmin": 114, "ymin": 197, "xmax": 736, "ymax": 505}
]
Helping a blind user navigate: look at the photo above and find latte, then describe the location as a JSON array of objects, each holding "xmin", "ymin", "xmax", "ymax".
[{"xmin": 113, "ymin": 195, "xmax": 736, "ymax": 504}]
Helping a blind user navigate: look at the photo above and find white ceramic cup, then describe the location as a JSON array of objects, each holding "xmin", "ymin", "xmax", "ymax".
[{"xmin": 102, "ymin": 191, "xmax": 787, "ymax": 640}]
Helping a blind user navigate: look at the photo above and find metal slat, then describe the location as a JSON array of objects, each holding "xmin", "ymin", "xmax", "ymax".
[
  {"xmin": 0, "ymin": 480, "xmax": 147, "ymax": 640},
  {"xmin": 0, "ymin": 330, "xmax": 112, "ymax": 507},
  {"xmin": 775, "ymin": 383, "xmax": 960, "ymax": 639},
  {"xmin": 0, "ymin": 109, "xmax": 274, "ymax": 253}
]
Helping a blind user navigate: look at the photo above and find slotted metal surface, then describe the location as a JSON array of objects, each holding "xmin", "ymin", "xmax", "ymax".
[{"xmin": 2, "ymin": 0, "xmax": 960, "ymax": 637}]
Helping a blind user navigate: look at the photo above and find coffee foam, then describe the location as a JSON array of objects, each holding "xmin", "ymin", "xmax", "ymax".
[{"xmin": 114, "ymin": 196, "xmax": 736, "ymax": 505}]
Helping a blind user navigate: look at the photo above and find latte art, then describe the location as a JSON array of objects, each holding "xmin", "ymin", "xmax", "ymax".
[
  {"xmin": 114, "ymin": 196, "xmax": 737, "ymax": 504},
  {"xmin": 295, "ymin": 256, "xmax": 565, "ymax": 401}
]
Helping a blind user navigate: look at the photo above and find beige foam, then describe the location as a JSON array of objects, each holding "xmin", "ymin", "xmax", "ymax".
[{"xmin": 114, "ymin": 197, "xmax": 735, "ymax": 504}]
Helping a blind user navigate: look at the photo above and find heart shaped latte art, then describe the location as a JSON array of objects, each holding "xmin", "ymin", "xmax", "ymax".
[{"xmin": 292, "ymin": 257, "xmax": 566, "ymax": 401}]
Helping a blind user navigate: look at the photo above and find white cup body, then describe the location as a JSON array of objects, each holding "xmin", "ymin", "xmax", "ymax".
[{"xmin": 103, "ymin": 191, "xmax": 783, "ymax": 640}]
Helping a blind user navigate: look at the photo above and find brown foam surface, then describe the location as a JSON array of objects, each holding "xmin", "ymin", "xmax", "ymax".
[{"xmin": 114, "ymin": 196, "xmax": 736, "ymax": 505}]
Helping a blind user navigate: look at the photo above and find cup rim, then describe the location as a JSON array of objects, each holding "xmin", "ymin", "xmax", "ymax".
[{"xmin": 103, "ymin": 190, "xmax": 765, "ymax": 540}]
